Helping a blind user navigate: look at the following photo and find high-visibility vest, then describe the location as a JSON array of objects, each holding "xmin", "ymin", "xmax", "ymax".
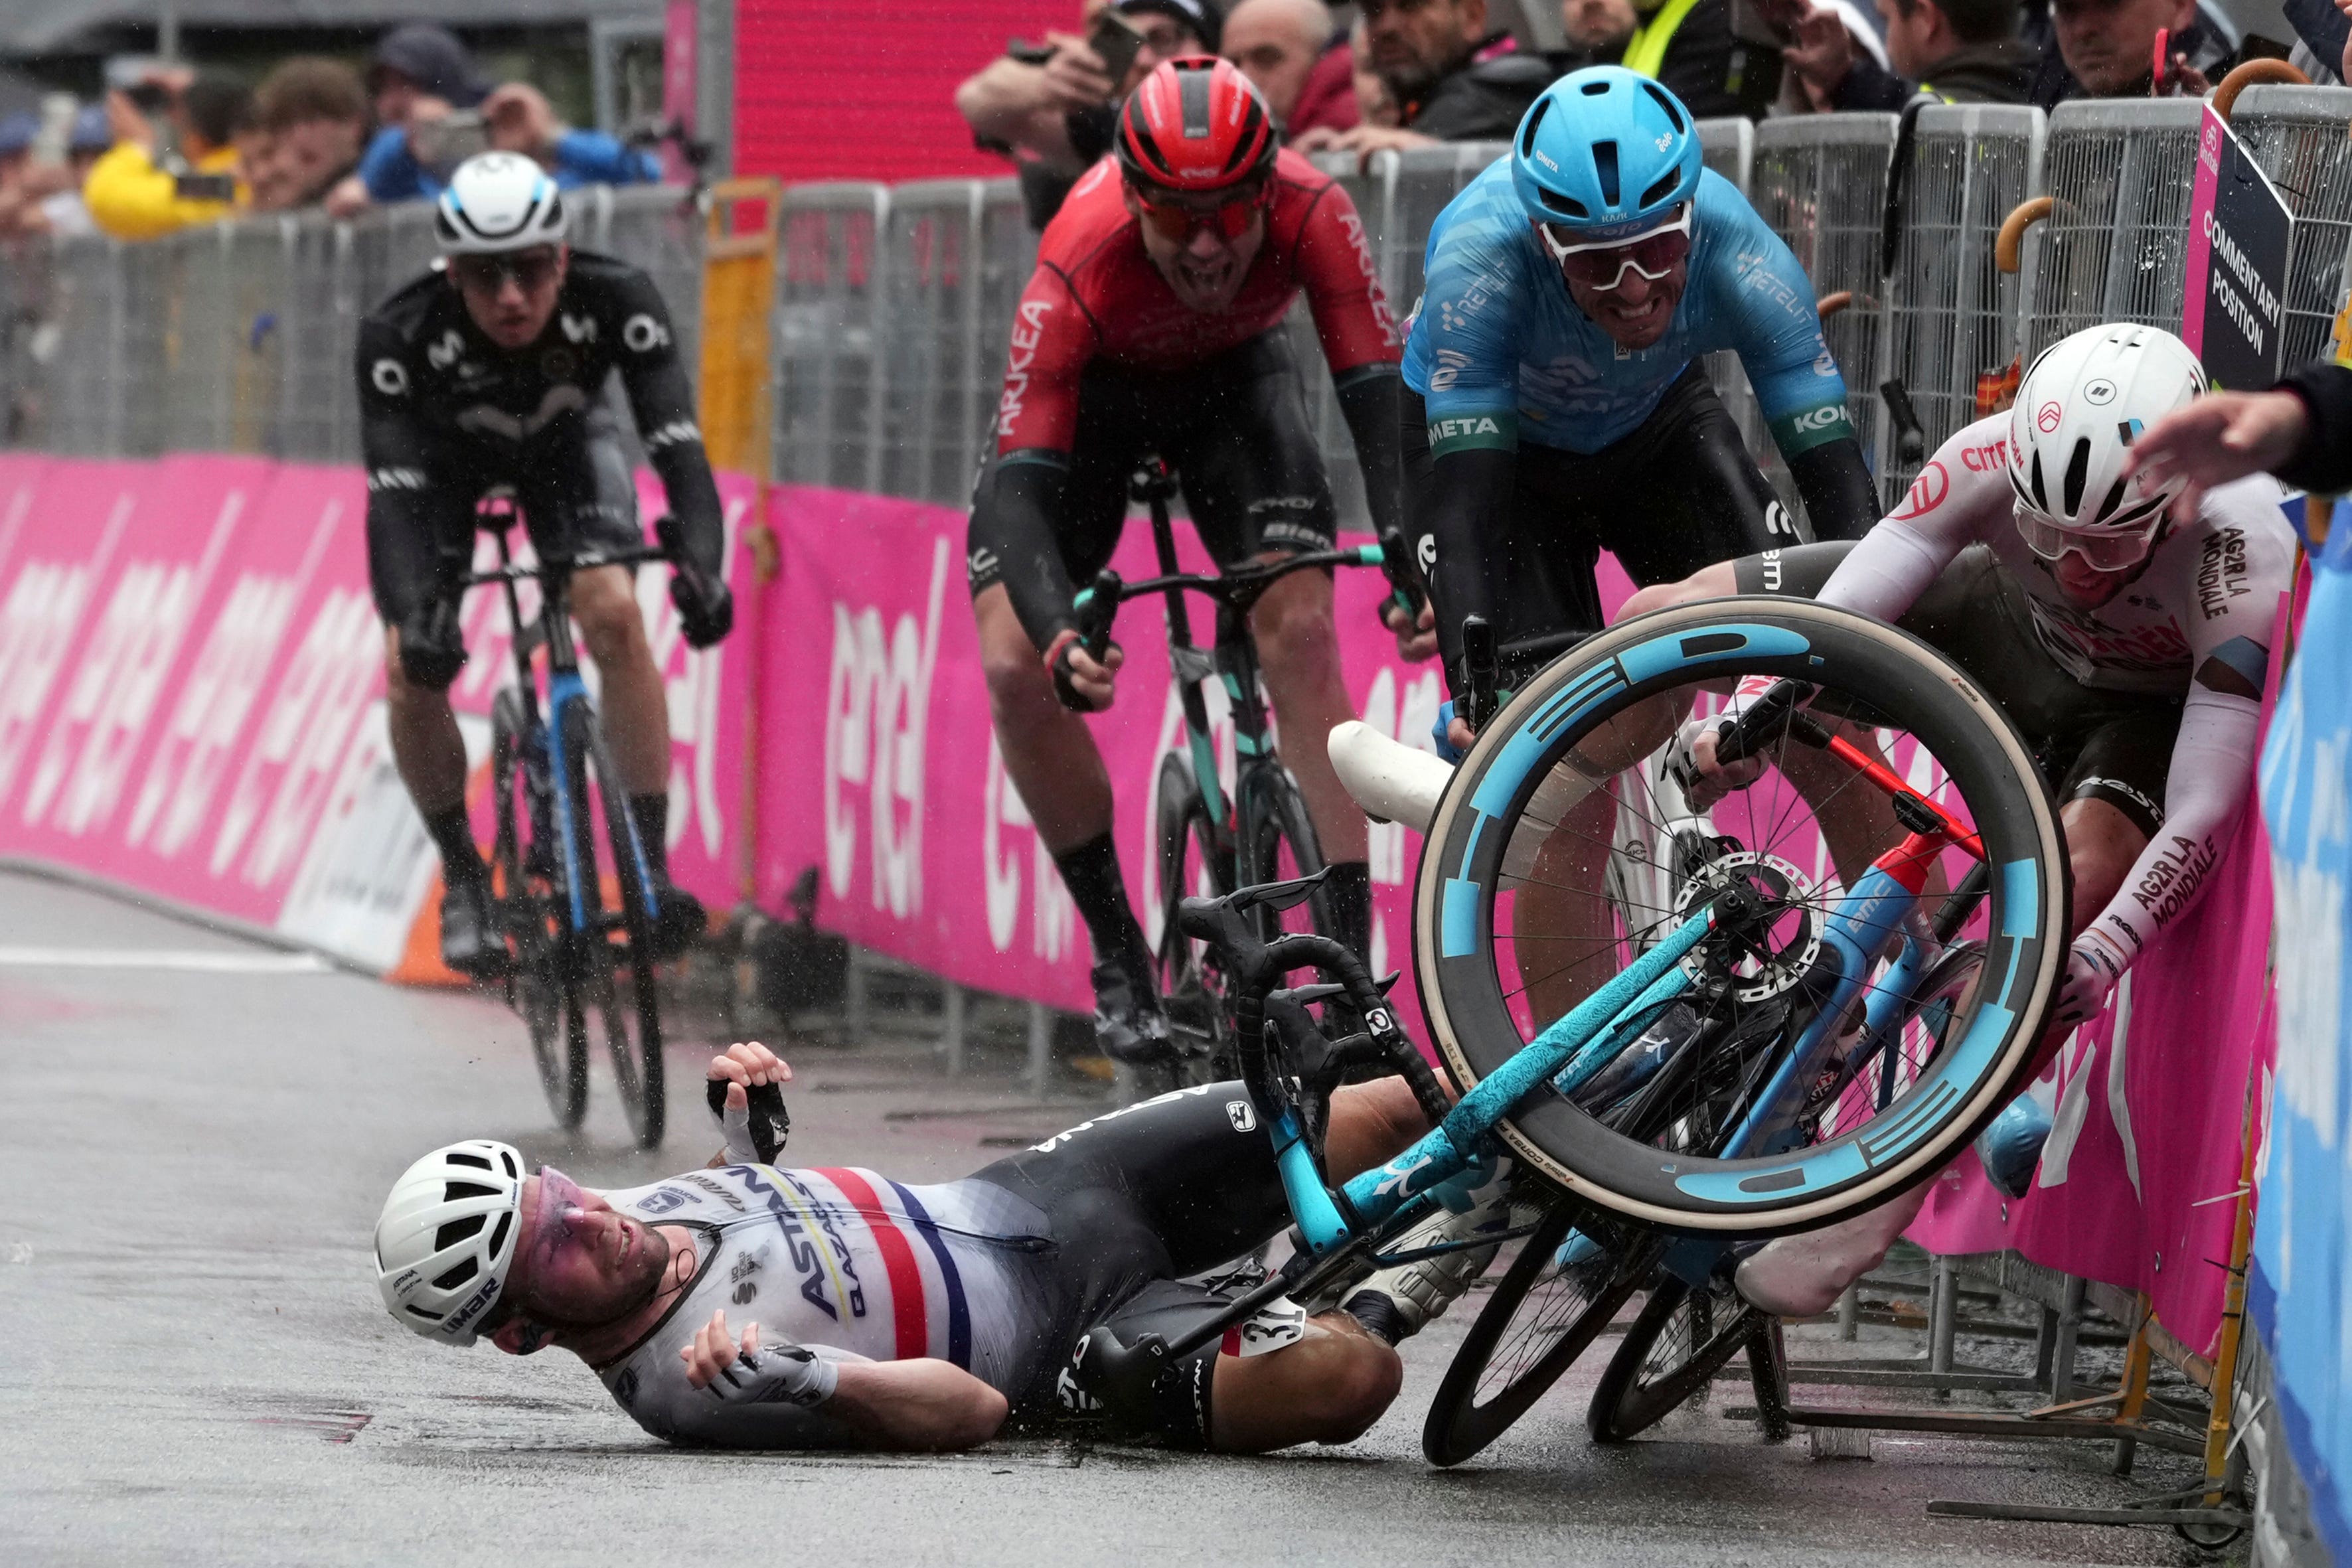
[{"xmin": 1620, "ymin": 0, "xmax": 1705, "ymax": 78}]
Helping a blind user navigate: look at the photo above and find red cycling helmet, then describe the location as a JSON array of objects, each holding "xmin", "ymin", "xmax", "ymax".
[{"xmin": 1115, "ymin": 56, "xmax": 1277, "ymax": 194}]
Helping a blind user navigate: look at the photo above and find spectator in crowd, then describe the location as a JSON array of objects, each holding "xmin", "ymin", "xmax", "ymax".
[
  {"xmin": 1769, "ymin": 0, "xmax": 2037, "ymax": 108},
  {"xmin": 2025, "ymin": 0, "xmax": 2229, "ymax": 103},
  {"xmin": 957, "ymin": 0, "xmax": 1218, "ymax": 231},
  {"xmin": 31, "ymin": 106, "xmax": 115, "ymax": 238},
  {"xmin": 333, "ymin": 22, "xmax": 659, "ymax": 216},
  {"xmin": 0, "ymin": 114, "xmax": 44, "ymax": 238},
  {"xmin": 1553, "ymin": 0, "xmax": 1805, "ymax": 118},
  {"xmin": 1223, "ymin": 0, "xmax": 1362, "ymax": 137},
  {"xmin": 252, "ymin": 58, "xmax": 369, "ymax": 210},
  {"xmin": 84, "ymin": 74, "xmax": 250, "ymax": 241},
  {"xmin": 1296, "ymin": 0, "xmax": 1551, "ymax": 159},
  {"xmin": 1350, "ymin": 16, "xmax": 1405, "ymax": 123}
]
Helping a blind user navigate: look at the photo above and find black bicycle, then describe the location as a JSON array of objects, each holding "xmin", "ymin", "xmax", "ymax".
[
  {"xmin": 469, "ymin": 503, "xmax": 704, "ymax": 1149},
  {"xmin": 1070, "ymin": 460, "xmax": 1423, "ymax": 1087}
]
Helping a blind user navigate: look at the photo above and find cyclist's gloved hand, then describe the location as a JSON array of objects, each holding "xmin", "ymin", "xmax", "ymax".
[
  {"xmin": 2053, "ymin": 930, "xmax": 2127, "ymax": 1027},
  {"xmin": 1044, "ymin": 628, "xmax": 1119, "ymax": 713},
  {"xmin": 670, "ymin": 567, "xmax": 734, "ymax": 649},
  {"xmin": 1670, "ymin": 716, "xmax": 1764, "ymax": 812},
  {"xmin": 1382, "ymin": 597, "xmax": 1437, "ymax": 663},
  {"xmin": 397, "ymin": 597, "xmax": 467, "ymax": 692},
  {"xmin": 1432, "ymin": 700, "xmax": 1466, "ymax": 763},
  {"xmin": 679, "ymin": 1309, "xmax": 838, "ymax": 1406},
  {"xmin": 705, "ymin": 1041, "xmax": 793, "ymax": 1164}
]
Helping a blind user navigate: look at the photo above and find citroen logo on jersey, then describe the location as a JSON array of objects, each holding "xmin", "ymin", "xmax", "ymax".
[
  {"xmin": 370, "ymin": 358, "xmax": 409, "ymax": 396},
  {"xmin": 427, "ymin": 329, "xmax": 465, "ymax": 370},
  {"xmin": 621, "ymin": 313, "xmax": 670, "ymax": 353},
  {"xmin": 561, "ymin": 312, "xmax": 597, "ymax": 344}
]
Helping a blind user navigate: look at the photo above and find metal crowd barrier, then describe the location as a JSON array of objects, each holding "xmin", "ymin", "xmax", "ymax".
[
  {"xmin": 2021, "ymin": 100, "xmax": 2203, "ymax": 362},
  {"xmin": 774, "ymin": 183, "xmax": 888, "ymax": 495},
  {"xmin": 1875, "ymin": 105, "xmax": 2043, "ymax": 504}
]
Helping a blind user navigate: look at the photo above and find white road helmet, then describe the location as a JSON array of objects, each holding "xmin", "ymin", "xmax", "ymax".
[
  {"xmin": 2006, "ymin": 323, "xmax": 2209, "ymax": 569},
  {"xmin": 434, "ymin": 152, "xmax": 567, "ymax": 255},
  {"xmin": 376, "ymin": 1140, "xmax": 525, "ymax": 1346}
]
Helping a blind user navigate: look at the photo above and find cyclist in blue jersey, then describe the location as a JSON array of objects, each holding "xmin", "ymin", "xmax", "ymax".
[{"xmin": 1399, "ymin": 66, "xmax": 1878, "ymax": 721}]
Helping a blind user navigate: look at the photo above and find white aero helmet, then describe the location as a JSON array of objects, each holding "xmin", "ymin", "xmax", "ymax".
[
  {"xmin": 2005, "ymin": 323, "xmax": 2209, "ymax": 569},
  {"xmin": 434, "ymin": 152, "xmax": 567, "ymax": 255},
  {"xmin": 376, "ymin": 1139, "xmax": 525, "ymax": 1346}
]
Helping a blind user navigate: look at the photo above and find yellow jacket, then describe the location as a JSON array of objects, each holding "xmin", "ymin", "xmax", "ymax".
[{"xmin": 83, "ymin": 142, "xmax": 246, "ymax": 241}]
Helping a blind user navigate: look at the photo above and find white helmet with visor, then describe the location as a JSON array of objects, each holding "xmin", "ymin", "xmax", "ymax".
[{"xmin": 2005, "ymin": 324, "xmax": 2209, "ymax": 571}]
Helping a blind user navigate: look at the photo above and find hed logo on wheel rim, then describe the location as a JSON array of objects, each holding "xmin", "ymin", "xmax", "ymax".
[{"xmin": 2036, "ymin": 401, "xmax": 2063, "ymax": 433}]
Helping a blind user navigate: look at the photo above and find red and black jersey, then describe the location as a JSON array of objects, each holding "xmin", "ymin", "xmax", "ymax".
[{"xmin": 994, "ymin": 149, "xmax": 1401, "ymax": 456}]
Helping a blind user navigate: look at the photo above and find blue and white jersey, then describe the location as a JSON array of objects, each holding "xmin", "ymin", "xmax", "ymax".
[
  {"xmin": 1401, "ymin": 164, "xmax": 1855, "ymax": 459},
  {"xmin": 592, "ymin": 1166, "xmax": 1059, "ymax": 1446}
]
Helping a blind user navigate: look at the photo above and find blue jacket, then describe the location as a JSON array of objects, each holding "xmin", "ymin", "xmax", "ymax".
[{"xmin": 358, "ymin": 125, "xmax": 661, "ymax": 202}]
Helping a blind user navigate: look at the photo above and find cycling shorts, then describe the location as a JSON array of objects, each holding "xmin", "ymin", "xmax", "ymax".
[
  {"xmin": 970, "ymin": 1083, "xmax": 1296, "ymax": 1447},
  {"xmin": 364, "ymin": 411, "xmax": 645, "ymax": 625},
  {"xmin": 1733, "ymin": 541, "xmax": 2180, "ymax": 837},
  {"xmin": 966, "ymin": 331, "xmax": 1338, "ymax": 603},
  {"xmin": 1401, "ymin": 362, "xmax": 1793, "ymax": 652}
]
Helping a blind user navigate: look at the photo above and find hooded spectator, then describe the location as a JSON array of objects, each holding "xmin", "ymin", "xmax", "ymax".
[
  {"xmin": 254, "ymin": 58, "xmax": 369, "ymax": 209},
  {"xmin": 84, "ymin": 74, "xmax": 250, "ymax": 241},
  {"xmin": 957, "ymin": 0, "xmax": 1219, "ymax": 231},
  {"xmin": 368, "ymin": 22, "xmax": 491, "ymax": 123},
  {"xmin": 1224, "ymin": 0, "xmax": 1361, "ymax": 137},
  {"xmin": 1294, "ymin": 0, "xmax": 1550, "ymax": 161},
  {"xmin": 1772, "ymin": 0, "xmax": 2037, "ymax": 108}
]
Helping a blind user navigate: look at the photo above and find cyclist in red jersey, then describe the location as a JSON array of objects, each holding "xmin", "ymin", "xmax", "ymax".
[{"xmin": 968, "ymin": 56, "xmax": 1431, "ymax": 1063}]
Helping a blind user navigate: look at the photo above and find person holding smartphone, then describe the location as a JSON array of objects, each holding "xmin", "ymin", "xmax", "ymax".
[
  {"xmin": 955, "ymin": 0, "xmax": 1220, "ymax": 230},
  {"xmin": 83, "ymin": 72, "xmax": 251, "ymax": 241}
]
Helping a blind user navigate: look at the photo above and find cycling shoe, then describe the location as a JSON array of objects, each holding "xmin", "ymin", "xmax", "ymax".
[
  {"xmin": 1974, "ymin": 1093, "xmax": 2054, "ymax": 1200},
  {"xmin": 1091, "ymin": 948, "xmax": 1173, "ymax": 1065},
  {"xmin": 645, "ymin": 875, "xmax": 707, "ymax": 960},
  {"xmin": 439, "ymin": 874, "xmax": 508, "ymax": 979}
]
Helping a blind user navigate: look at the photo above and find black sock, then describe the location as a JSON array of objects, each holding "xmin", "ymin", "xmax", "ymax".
[
  {"xmin": 1340, "ymin": 1289, "xmax": 1411, "ymax": 1346},
  {"xmin": 1324, "ymin": 860, "xmax": 1372, "ymax": 965},
  {"xmin": 629, "ymin": 793, "xmax": 670, "ymax": 878},
  {"xmin": 424, "ymin": 805, "xmax": 485, "ymax": 884},
  {"xmin": 1054, "ymin": 832, "xmax": 1144, "ymax": 964}
]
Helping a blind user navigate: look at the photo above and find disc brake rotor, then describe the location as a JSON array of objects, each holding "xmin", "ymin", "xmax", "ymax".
[{"xmin": 1672, "ymin": 850, "xmax": 1823, "ymax": 1002}]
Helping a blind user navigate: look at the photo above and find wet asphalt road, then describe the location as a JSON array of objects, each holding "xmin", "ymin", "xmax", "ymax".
[{"xmin": 0, "ymin": 870, "xmax": 2218, "ymax": 1567}]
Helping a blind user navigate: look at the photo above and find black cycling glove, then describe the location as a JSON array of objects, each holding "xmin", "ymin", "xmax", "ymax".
[
  {"xmin": 656, "ymin": 516, "xmax": 734, "ymax": 648},
  {"xmin": 397, "ymin": 597, "xmax": 467, "ymax": 691}
]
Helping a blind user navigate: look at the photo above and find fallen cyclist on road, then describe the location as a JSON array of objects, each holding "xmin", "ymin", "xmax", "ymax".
[
  {"xmin": 356, "ymin": 150, "xmax": 735, "ymax": 978},
  {"xmin": 374, "ymin": 1042, "xmax": 1464, "ymax": 1451}
]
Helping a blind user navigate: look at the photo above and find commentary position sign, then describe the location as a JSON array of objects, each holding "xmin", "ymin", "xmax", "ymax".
[{"xmin": 2182, "ymin": 104, "xmax": 2292, "ymax": 389}]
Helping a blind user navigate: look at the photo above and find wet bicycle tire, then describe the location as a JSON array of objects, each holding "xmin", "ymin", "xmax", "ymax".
[
  {"xmin": 1238, "ymin": 765, "xmax": 1331, "ymax": 946},
  {"xmin": 1422, "ymin": 1201, "xmax": 1662, "ymax": 1466},
  {"xmin": 566, "ymin": 699, "xmax": 666, "ymax": 1150},
  {"xmin": 1154, "ymin": 751, "xmax": 1234, "ymax": 1089},
  {"xmin": 1587, "ymin": 1275, "xmax": 1764, "ymax": 1443},
  {"xmin": 493, "ymin": 689, "xmax": 581, "ymax": 1131}
]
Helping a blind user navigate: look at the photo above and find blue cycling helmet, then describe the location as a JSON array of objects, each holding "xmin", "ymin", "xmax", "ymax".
[{"xmin": 1510, "ymin": 66, "xmax": 1701, "ymax": 240}]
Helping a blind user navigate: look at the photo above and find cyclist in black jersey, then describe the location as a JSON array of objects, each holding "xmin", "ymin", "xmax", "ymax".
[{"xmin": 356, "ymin": 153, "xmax": 734, "ymax": 975}]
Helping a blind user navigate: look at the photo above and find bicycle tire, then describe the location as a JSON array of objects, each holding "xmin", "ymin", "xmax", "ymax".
[
  {"xmin": 493, "ymin": 689, "xmax": 581, "ymax": 1130},
  {"xmin": 1587, "ymin": 1275, "xmax": 1763, "ymax": 1443},
  {"xmin": 1415, "ymin": 597, "xmax": 2070, "ymax": 1235},
  {"xmin": 561, "ymin": 699, "xmax": 666, "ymax": 1149},
  {"xmin": 1238, "ymin": 764, "xmax": 1332, "ymax": 946},
  {"xmin": 1422, "ymin": 1201, "xmax": 1662, "ymax": 1466},
  {"xmin": 1154, "ymin": 752, "xmax": 1235, "ymax": 1088}
]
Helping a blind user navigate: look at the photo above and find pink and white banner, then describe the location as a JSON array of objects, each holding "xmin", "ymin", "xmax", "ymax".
[{"xmin": 0, "ymin": 459, "xmax": 2279, "ymax": 1362}]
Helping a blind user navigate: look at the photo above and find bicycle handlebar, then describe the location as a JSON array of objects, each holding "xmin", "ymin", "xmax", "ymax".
[
  {"xmin": 1071, "ymin": 541, "xmax": 1394, "ymax": 625},
  {"xmin": 455, "ymin": 520, "xmax": 682, "ymax": 591}
]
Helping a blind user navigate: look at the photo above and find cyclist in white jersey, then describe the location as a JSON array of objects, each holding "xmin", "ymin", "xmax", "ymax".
[
  {"xmin": 1620, "ymin": 324, "xmax": 2294, "ymax": 1312},
  {"xmin": 373, "ymin": 1043, "xmax": 1443, "ymax": 1452}
]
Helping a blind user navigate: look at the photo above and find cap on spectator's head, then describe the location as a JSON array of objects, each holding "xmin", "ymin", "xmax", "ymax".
[
  {"xmin": 1117, "ymin": 0, "xmax": 1223, "ymax": 54},
  {"xmin": 370, "ymin": 23, "xmax": 490, "ymax": 110},
  {"xmin": 0, "ymin": 112, "xmax": 38, "ymax": 159},
  {"xmin": 68, "ymin": 104, "xmax": 112, "ymax": 153}
]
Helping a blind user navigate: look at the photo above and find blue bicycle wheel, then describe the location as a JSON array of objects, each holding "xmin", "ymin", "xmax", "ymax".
[{"xmin": 1413, "ymin": 599, "xmax": 2068, "ymax": 1235}]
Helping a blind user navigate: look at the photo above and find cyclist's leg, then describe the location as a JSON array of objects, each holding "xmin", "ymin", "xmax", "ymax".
[
  {"xmin": 370, "ymin": 459, "xmax": 496, "ymax": 965},
  {"xmin": 969, "ymin": 374, "xmax": 1161, "ymax": 1053},
  {"xmin": 1172, "ymin": 334, "xmax": 1371, "ymax": 948},
  {"xmin": 521, "ymin": 423, "xmax": 690, "ymax": 928}
]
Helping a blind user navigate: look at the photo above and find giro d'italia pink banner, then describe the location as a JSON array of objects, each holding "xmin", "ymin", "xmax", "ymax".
[{"xmin": 0, "ymin": 455, "xmax": 2281, "ymax": 1360}]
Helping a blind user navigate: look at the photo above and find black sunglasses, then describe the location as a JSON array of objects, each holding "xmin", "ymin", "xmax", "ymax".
[{"xmin": 449, "ymin": 248, "xmax": 562, "ymax": 293}]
